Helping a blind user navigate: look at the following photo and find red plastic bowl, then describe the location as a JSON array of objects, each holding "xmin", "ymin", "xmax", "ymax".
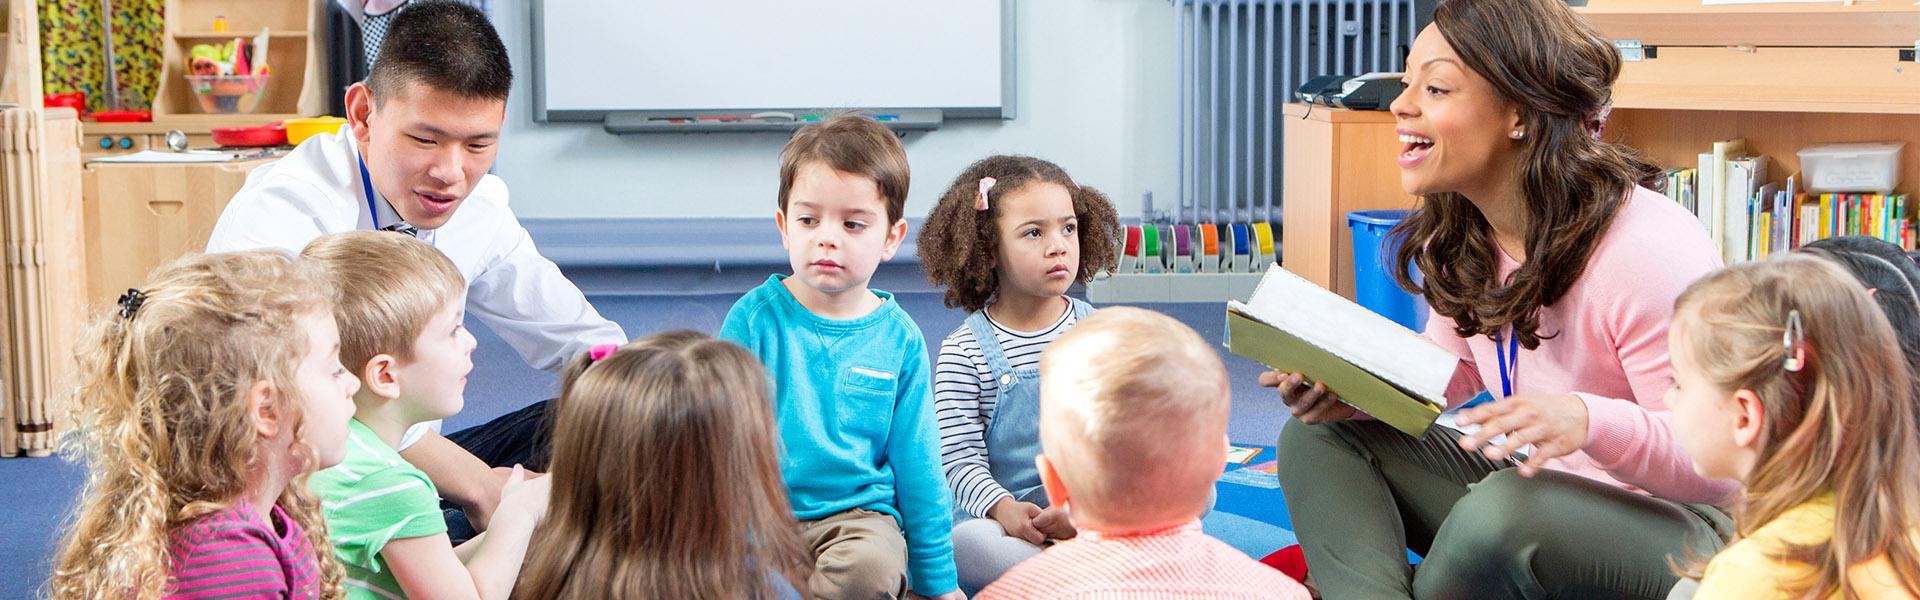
[{"xmin": 211, "ymin": 122, "xmax": 288, "ymax": 147}]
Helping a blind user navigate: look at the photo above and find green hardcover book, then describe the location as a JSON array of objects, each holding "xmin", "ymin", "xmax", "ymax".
[{"xmin": 1225, "ymin": 266, "xmax": 1455, "ymax": 436}]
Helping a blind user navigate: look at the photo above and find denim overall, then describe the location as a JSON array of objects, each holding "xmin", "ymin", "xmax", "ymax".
[{"xmin": 964, "ymin": 298, "xmax": 1097, "ymax": 508}]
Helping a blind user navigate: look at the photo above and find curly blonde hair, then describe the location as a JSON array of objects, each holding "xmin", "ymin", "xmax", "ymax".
[
  {"xmin": 917, "ymin": 155, "xmax": 1121, "ymax": 313},
  {"xmin": 48, "ymin": 251, "xmax": 344, "ymax": 600}
]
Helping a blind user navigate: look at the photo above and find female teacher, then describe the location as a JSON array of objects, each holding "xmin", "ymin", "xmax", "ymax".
[{"xmin": 1264, "ymin": 0, "xmax": 1739, "ymax": 597}]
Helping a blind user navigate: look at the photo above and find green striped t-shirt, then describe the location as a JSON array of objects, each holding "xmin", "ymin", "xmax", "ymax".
[{"xmin": 310, "ymin": 419, "xmax": 447, "ymax": 599}]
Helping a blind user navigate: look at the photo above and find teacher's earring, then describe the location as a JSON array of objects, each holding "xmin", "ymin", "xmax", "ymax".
[{"xmin": 1509, "ymin": 129, "xmax": 1525, "ymax": 139}]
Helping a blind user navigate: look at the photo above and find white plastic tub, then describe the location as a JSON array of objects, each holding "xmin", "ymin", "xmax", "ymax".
[{"xmin": 1797, "ymin": 142, "xmax": 1905, "ymax": 194}]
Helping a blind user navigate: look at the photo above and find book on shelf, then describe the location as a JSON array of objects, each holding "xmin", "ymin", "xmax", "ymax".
[{"xmin": 1661, "ymin": 145, "xmax": 1911, "ymax": 259}]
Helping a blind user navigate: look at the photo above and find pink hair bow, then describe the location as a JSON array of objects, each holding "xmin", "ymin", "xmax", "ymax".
[
  {"xmin": 589, "ymin": 343, "xmax": 620, "ymax": 363},
  {"xmin": 976, "ymin": 177, "xmax": 997, "ymax": 211}
]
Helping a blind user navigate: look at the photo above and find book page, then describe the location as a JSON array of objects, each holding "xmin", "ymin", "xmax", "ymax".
[{"xmin": 1228, "ymin": 265, "xmax": 1456, "ymax": 405}]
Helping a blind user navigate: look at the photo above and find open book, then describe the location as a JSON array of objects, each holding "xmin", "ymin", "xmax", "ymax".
[{"xmin": 1225, "ymin": 265, "xmax": 1458, "ymax": 436}]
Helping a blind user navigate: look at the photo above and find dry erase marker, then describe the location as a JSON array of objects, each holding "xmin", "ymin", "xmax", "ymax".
[
  {"xmin": 1172, "ymin": 224, "xmax": 1195, "ymax": 273},
  {"xmin": 1199, "ymin": 223, "xmax": 1220, "ymax": 273},
  {"xmin": 1120, "ymin": 225, "xmax": 1142, "ymax": 273}
]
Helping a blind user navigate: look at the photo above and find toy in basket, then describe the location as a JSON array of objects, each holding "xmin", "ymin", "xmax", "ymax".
[{"xmin": 187, "ymin": 30, "xmax": 273, "ymax": 113}]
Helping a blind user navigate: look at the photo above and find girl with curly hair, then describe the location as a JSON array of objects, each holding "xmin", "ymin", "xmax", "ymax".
[
  {"xmin": 48, "ymin": 251, "xmax": 361, "ymax": 600},
  {"xmin": 916, "ymin": 155, "xmax": 1121, "ymax": 592}
]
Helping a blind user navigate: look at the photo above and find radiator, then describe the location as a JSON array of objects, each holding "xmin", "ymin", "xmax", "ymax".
[{"xmin": 1172, "ymin": 0, "xmax": 1415, "ymax": 229}]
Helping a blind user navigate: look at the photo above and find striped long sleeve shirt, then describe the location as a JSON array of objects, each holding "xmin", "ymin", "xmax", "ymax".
[
  {"xmin": 976, "ymin": 520, "xmax": 1311, "ymax": 599},
  {"xmin": 166, "ymin": 499, "xmax": 323, "ymax": 599},
  {"xmin": 935, "ymin": 308, "xmax": 1078, "ymax": 519}
]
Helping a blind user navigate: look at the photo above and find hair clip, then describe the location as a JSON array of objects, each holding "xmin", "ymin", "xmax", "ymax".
[
  {"xmin": 1782, "ymin": 309, "xmax": 1806, "ymax": 372},
  {"xmin": 1588, "ymin": 100, "xmax": 1614, "ymax": 141},
  {"xmin": 976, "ymin": 177, "xmax": 997, "ymax": 211},
  {"xmin": 117, "ymin": 288, "xmax": 145, "ymax": 320},
  {"xmin": 589, "ymin": 343, "xmax": 620, "ymax": 363}
]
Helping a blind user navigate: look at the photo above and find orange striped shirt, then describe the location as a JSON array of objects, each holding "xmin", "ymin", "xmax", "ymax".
[{"xmin": 978, "ymin": 520, "xmax": 1310, "ymax": 599}]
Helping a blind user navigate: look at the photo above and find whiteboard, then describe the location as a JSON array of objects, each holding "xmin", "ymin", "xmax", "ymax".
[{"xmin": 533, "ymin": 0, "xmax": 1013, "ymax": 120}]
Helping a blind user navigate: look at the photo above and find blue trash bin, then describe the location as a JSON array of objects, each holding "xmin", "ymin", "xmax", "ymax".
[{"xmin": 1347, "ymin": 210, "xmax": 1429, "ymax": 332}]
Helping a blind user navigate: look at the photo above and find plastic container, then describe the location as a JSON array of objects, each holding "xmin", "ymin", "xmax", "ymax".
[
  {"xmin": 284, "ymin": 116, "xmax": 348, "ymax": 145},
  {"xmin": 1797, "ymin": 142, "xmax": 1904, "ymax": 193},
  {"xmin": 212, "ymin": 122, "xmax": 288, "ymax": 147},
  {"xmin": 1348, "ymin": 209, "xmax": 1429, "ymax": 332},
  {"xmin": 186, "ymin": 74, "xmax": 270, "ymax": 114}
]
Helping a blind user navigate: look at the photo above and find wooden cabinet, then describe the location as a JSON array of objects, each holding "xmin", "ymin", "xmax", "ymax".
[
  {"xmin": 81, "ymin": 158, "xmax": 274, "ymax": 308},
  {"xmin": 1280, "ymin": 103, "xmax": 1419, "ymax": 299}
]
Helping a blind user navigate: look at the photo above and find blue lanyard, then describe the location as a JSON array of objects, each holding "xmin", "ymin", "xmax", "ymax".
[
  {"xmin": 358, "ymin": 153, "xmax": 379, "ymax": 227},
  {"xmin": 1494, "ymin": 329, "xmax": 1520, "ymax": 398},
  {"xmin": 359, "ymin": 153, "xmax": 435, "ymax": 247}
]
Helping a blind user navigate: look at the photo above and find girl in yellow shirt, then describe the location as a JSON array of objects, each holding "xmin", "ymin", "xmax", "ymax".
[{"xmin": 1666, "ymin": 255, "xmax": 1920, "ymax": 599}]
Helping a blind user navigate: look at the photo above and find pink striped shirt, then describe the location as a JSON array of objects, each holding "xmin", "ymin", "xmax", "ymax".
[
  {"xmin": 166, "ymin": 499, "xmax": 322, "ymax": 599},
  {"xmin": 1429, "ymin": 185, "xmax": 1740, "ymax": 505},
  {"xmin": 977, "ymin": 520, "xmax": 1311, "ymax": 599}
]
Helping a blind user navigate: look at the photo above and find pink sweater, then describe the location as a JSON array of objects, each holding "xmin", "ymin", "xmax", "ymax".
[{"xmin": 1426, "ymin": 185, "xmax": 1740, "ymax": 505}]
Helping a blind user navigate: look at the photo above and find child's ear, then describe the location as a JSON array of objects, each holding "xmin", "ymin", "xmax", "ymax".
[
  {"xmin": 360, "ymin": 354, "xmax": 401, "ymax": 400},
  {"xmin": 775, "ymin": 210, "xmax": 790, "ymax": 251},
  {"xmin": 1038, "ymin": 453, "xmax": 1071, "ymax": 511},
  {"xmin": 1731, "ymin": 389, "xmax": 1768, "ymax": 450},
  {"xmin": 249, "ymin": 380, "xmax": 280, "ymax": 439},
  {"xmin": 1215, "ymin": 434, "xmax": 1231, "ymax": 475},
  {"xmin": 880, "ymin": 218, "xmax": 909, "ymax": 261}
]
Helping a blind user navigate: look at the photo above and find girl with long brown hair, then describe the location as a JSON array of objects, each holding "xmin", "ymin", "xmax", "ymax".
[
  {"xmin": 49, "ymin": 252, "xmax": 360, "ymax": 600},
  {"xmin": 1262, "ymin": 0, "xmax": 1741, "ymax": 596},
  {"xmin": 1667, "ymin": 255, "xmax": 1920, "ymax": 598},
  {"xmin": 513, "ymin": 331, "xmax": 811, "ymax": 599}
]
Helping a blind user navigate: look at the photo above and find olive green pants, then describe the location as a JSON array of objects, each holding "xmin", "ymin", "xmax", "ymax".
[{"xmin": 1276, "ymin": 418, "xmax": 1733, "ymax": 600}]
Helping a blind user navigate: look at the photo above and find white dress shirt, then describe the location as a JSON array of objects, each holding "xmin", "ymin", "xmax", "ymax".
[{"xmin": 208, "ymin": 125, "xmax": 625, "ymax": 448}]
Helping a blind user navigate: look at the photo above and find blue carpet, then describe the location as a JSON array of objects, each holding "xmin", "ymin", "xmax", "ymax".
[{"xmin": 0, "ymin": 288, "xmax": 1298, "ymax": 598}]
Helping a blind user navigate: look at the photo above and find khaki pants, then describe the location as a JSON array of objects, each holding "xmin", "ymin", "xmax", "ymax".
[{"xmin": 800, "ymin": 508, "xmax": 909, "ymax": 600}]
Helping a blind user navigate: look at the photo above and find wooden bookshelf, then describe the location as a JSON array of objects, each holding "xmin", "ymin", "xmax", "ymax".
[
  {"xmin": 1578, "ymin": 0, "xmax": 1920, "ymax": 47},
  {"xmin": 1575, "ymin": 0, "xmax": 1919, "ymax": 195},
  {"xmin": 1578, "ymin": 0, "xmax": 1920, "ymax": 115},
  {"xmin": 84, "ymin": 0, "xmax": 326, "ymax": 152}
]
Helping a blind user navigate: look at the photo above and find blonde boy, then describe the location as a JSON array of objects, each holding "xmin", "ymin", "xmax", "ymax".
[
  {"xmin": 979, "ymin": 307, "xmax": 1309, "ymax": 599},
  {"xmin": 304, "ymin": 231, "xmax": 550, "ymax": 600}
]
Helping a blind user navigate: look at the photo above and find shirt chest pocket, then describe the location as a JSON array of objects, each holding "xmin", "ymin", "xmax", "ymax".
[{"xmin": 836, "ymin": 366, "xmax": 898, "ymax": 439}]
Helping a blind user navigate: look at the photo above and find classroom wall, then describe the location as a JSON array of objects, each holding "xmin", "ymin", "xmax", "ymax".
[{"xmin": 490, "ymin": 0, "xmax": 1177, "ymax": 221}]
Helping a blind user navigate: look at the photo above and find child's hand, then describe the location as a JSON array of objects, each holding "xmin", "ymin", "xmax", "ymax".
[
  {"xmin": 467, "ymin": 466, "xmax": 544, "ymax": 532},
  {"xmin": 1260, "ymin": 370, "xmax": 1357, "ymax": 424},
  {"xmin": 492, "ymin": 465, "xmax": 553, "ymax": 529},
  {"xmin": 926, "ymin": 591, "xmax": 968, "ymax": 600},
  {"xmin": 988, "ymin": 498, "xmax": 1045, "ymax": 545},
  {"xmin": 1031, "ymin": 505, "xmax": 1076, "ymax": 540}
]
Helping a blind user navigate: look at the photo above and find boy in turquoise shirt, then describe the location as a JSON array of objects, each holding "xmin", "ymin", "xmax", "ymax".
[{"xmin": 720, "ymin": 115, "xmax": 960, "ymax": 599}]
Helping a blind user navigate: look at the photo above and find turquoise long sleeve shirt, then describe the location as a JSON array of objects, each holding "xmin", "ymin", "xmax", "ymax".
[{"xmin": 720, "ymin": 275, "xmax": 957, "ymax": 595}]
